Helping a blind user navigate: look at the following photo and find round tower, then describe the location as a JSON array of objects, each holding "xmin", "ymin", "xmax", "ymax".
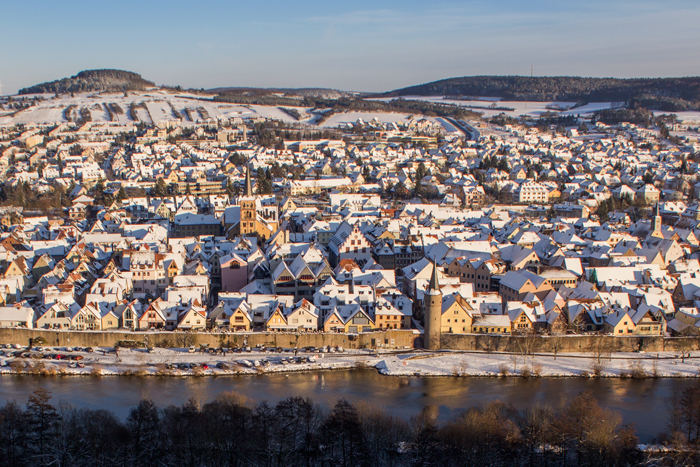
[{"xmin": 423, "ymin": 259, "xmax": 442, "ymax": 350}]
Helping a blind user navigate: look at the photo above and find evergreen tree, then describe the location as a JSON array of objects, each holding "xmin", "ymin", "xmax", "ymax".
[
  {"xmin": 152, "ymin": 178, "xmax": 167, "ymax": 197},
  {"xmin": 116, "ymin": 186, "xmax": 127, "ymax": 202},
  {"xmin": 588, "ymin": 269, "xmax": 598, "ymax": 285},
  {"xmin": 93, "ymin": 178, "xmax": 106, "ymax": 205}
]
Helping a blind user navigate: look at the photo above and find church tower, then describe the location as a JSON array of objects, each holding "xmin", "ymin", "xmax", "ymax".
[
  {"xmin": 240, "ymin": 163, "xmax": 256, "ymax": 237},
  {"xmin": 652, "ymin": 202, "xmax": 662, "ymax": 235},
  {"xmin": 423, "ymin": 259, "xmax": 443, "ymax": 350}
]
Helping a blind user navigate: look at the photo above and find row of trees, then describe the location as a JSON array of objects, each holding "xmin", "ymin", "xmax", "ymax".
[
  {"xmin": 0, "ymin": 388, "xmax": 650, "ymax": 467},
  {"xmin": 0, "ymin": 181, "xmax": 74, "ymax": 212}
]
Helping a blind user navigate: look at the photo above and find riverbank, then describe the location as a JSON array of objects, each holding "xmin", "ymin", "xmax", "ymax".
[{"xmin": 3, "ymin": 346, "xmax": 700, "ymax": 378}]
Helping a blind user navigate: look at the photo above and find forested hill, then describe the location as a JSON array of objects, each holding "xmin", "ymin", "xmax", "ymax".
[
  {"xmin": 381, "ymin": 76, "xmax": 700, "ymax": 111},
  {"xmin": 19, "ymin": 69, "xmax": 155, "ymax": 95}
]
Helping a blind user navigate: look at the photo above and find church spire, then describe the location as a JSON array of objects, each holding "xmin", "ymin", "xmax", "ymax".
[
  {"xmin": 244, "ymin": 162, "xmax": 253, "ymax": 197},
  {"xmin": 428, "ymin": 257, "xmax": 441, "ymax": 294}
]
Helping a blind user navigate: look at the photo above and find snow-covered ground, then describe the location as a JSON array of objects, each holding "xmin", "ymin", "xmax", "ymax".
[
  {"xmin": 318, "ymin": 111, "xmax": 460, "ymax": 133},
  {"xmin": 370, "ymin": 96, "xmax": 615, "ymax": 118},
  {"xmin": 653, "ymin": 110, "xmax": 700, "ymax": 123},
  {"xmin": 377, "ymin": 351, "xmax": 700, "ymax": 377},
  {"xmin": 0, "ymin": 91, "xmax": 314, "ymax": 126},
  {"xmin": 2, "ymin": 346, "xmax": 699, "ymax": 378}
]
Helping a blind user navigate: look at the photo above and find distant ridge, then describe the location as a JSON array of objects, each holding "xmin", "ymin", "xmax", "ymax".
[
  {"xmin": 210, "ymin": 87, "xmax": 353, "ymax": 99},
  {"xmin": 381, "ymin": 75, "xmax": 700, "ymax": 111},
  {"xmin": 19, "ymin": 69, "xmax": 155, "ymax": 95}
]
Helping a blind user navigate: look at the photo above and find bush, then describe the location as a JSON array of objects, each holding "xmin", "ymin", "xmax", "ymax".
[
  {"xmin": 591, "ymin": 361, "xmax": 607, "ymax": 377},
  {"xmin": 628, "ymin": 360, "xmax": 647, "ymax": 379},
  {"xmin": 531, "ymin": 363, "xmax": 543, "ymax": 377},
  {"xmin": 157, "ymin": 338, "xmax": 174, "ymax": 348},
  {"xmin": 117, "ymin": 340, "xmax": 145, "ymax": 349},
  {"xmin": 498, "ymin": 363, "xmax": 509, "ymax": 377},
  {"xmin": 580, "ymin": 370, "xmax": 590, "ymax": 378},
  {"xmin": 520, "ymin": 366, "xmax": 532, "ymax": 378}
]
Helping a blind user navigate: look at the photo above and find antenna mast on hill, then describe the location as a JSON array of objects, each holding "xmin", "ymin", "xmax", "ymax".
[
  {"xmin": 0, "ymin": 79, "xmax": 3, "ymax": 97},
  {"xmin": 531, "ymin": 65, "xmax": 533, "ymax": 78}
]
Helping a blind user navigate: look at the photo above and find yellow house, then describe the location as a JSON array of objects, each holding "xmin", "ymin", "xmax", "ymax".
[
  {"xmin": 228, "ymin": 307, "xmax": 252, "ymax": 331},
  {"xmin": 177, "ymin": 306, "xmax": 207, "ymax": 330},
  {"xmin": 471, "ymin": 315, "xmax": 512, "ymax": 334},
  {"xmin": 343, "ymin": 309, "xmax": 374, "ymax": 333},
  {"xmin": 266, "ymin": 306, "xmax": 288, "ymax": 331},
  {"xmin": 375, "ymin": 304, "xmax": 411, "ymax": 330},
  {"xmin": 167, "ymin": 260, "xmax": 179, "ymax": 283},
  {"xmin": 323, "ymin": 310, "xmax": 345, "ymax": 332},
  {"xmin": 604, "ymin": 310, "xmax": 635, "ymax": 335},
  {"xmin": 440, "ymin": 294, "xmax": 474, "ymax": 333},
  {"xmin": 71, "ymin": 303, "xmax": 102, "ymax": 330},
  {"xmin": 101, "ymin": 310, "xmax": 120, "ymax": 330},
  {"xmin": 4, "ymin": 257, "xmax": 29, "ymax": 279}
]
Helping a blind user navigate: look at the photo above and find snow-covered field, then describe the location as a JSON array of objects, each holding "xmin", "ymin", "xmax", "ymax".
[
  {"xmin": 653, "ymin": 110, "xmax": 700, "ymax": 123},
  {"xmin": 0, "ymin": 91, "xmax": 313, "ymax": 126},
  {"xmin": 2, "ymin": 346, "xmax": 699, "ymax": 379},
  {"xmin": 318, "ymin": 111, "xmax": 460, "ymax": 133},
  {"xmin": 370, "ymin": 96, "xmax": 616, "ymax": 118}
]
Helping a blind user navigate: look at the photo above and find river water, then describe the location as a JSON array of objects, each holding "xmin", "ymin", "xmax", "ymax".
[{"xmin": 0, "ymin": 370, "xmax": 692, "ymax": 442}]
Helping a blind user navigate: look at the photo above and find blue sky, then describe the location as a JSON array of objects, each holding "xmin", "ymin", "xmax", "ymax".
[{"xmin": 1, "ymin": 0, "xmax": 699, "ymax": 94}]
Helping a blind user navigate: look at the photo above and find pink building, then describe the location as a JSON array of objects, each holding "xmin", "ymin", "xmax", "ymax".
[{"xmin": 220, "ymin": 253, "xmax": 248, "ymax": 292}]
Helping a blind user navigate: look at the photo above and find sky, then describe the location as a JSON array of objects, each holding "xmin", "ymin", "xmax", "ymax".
[{"xmin": 1, "ymin": 0, "xmax": 699, "ymax": 95}]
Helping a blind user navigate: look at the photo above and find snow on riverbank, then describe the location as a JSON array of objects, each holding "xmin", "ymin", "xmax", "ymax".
[
  {"xmin": 377, "ymin": 351, "xmax": 700, "ymax": 378},
  {"xmin": 3, "ymin": 346, "xmax": 700, "ymax": 378}
]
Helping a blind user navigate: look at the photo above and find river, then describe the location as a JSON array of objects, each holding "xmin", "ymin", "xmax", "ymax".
[{"xmin": 0, "ymin": 370, "xmax": 691, "ymax": 442}]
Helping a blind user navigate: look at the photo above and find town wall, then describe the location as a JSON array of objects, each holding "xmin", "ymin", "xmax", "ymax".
[
  {"xmin": 0, "ymin": 329, "xmax": 418, "ymax": 350},
  {"xmin": 2, "ymin": 328, "xmax": 698, "ymax": 355},
  {"xmin": 441, "ymin": 334, "xmax": 700, "ymax": 354}
]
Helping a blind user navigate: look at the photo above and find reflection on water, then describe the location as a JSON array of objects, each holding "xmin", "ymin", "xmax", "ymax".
[{"xmin": 0, "ymin": 371, "xmax": 692, "ymax": 442}]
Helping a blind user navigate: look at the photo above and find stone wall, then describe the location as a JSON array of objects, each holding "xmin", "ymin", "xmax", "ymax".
[
  {"xmin": 4, "ymin": 328, "xmax": 697, "ymax": 354},
  {"xmin": 441, "ymin": 333, "xmax": 700, "ymax": 354},
  {"xmin": 0, "ymin": 328, "xmax": 418, "ymax": 350}
]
